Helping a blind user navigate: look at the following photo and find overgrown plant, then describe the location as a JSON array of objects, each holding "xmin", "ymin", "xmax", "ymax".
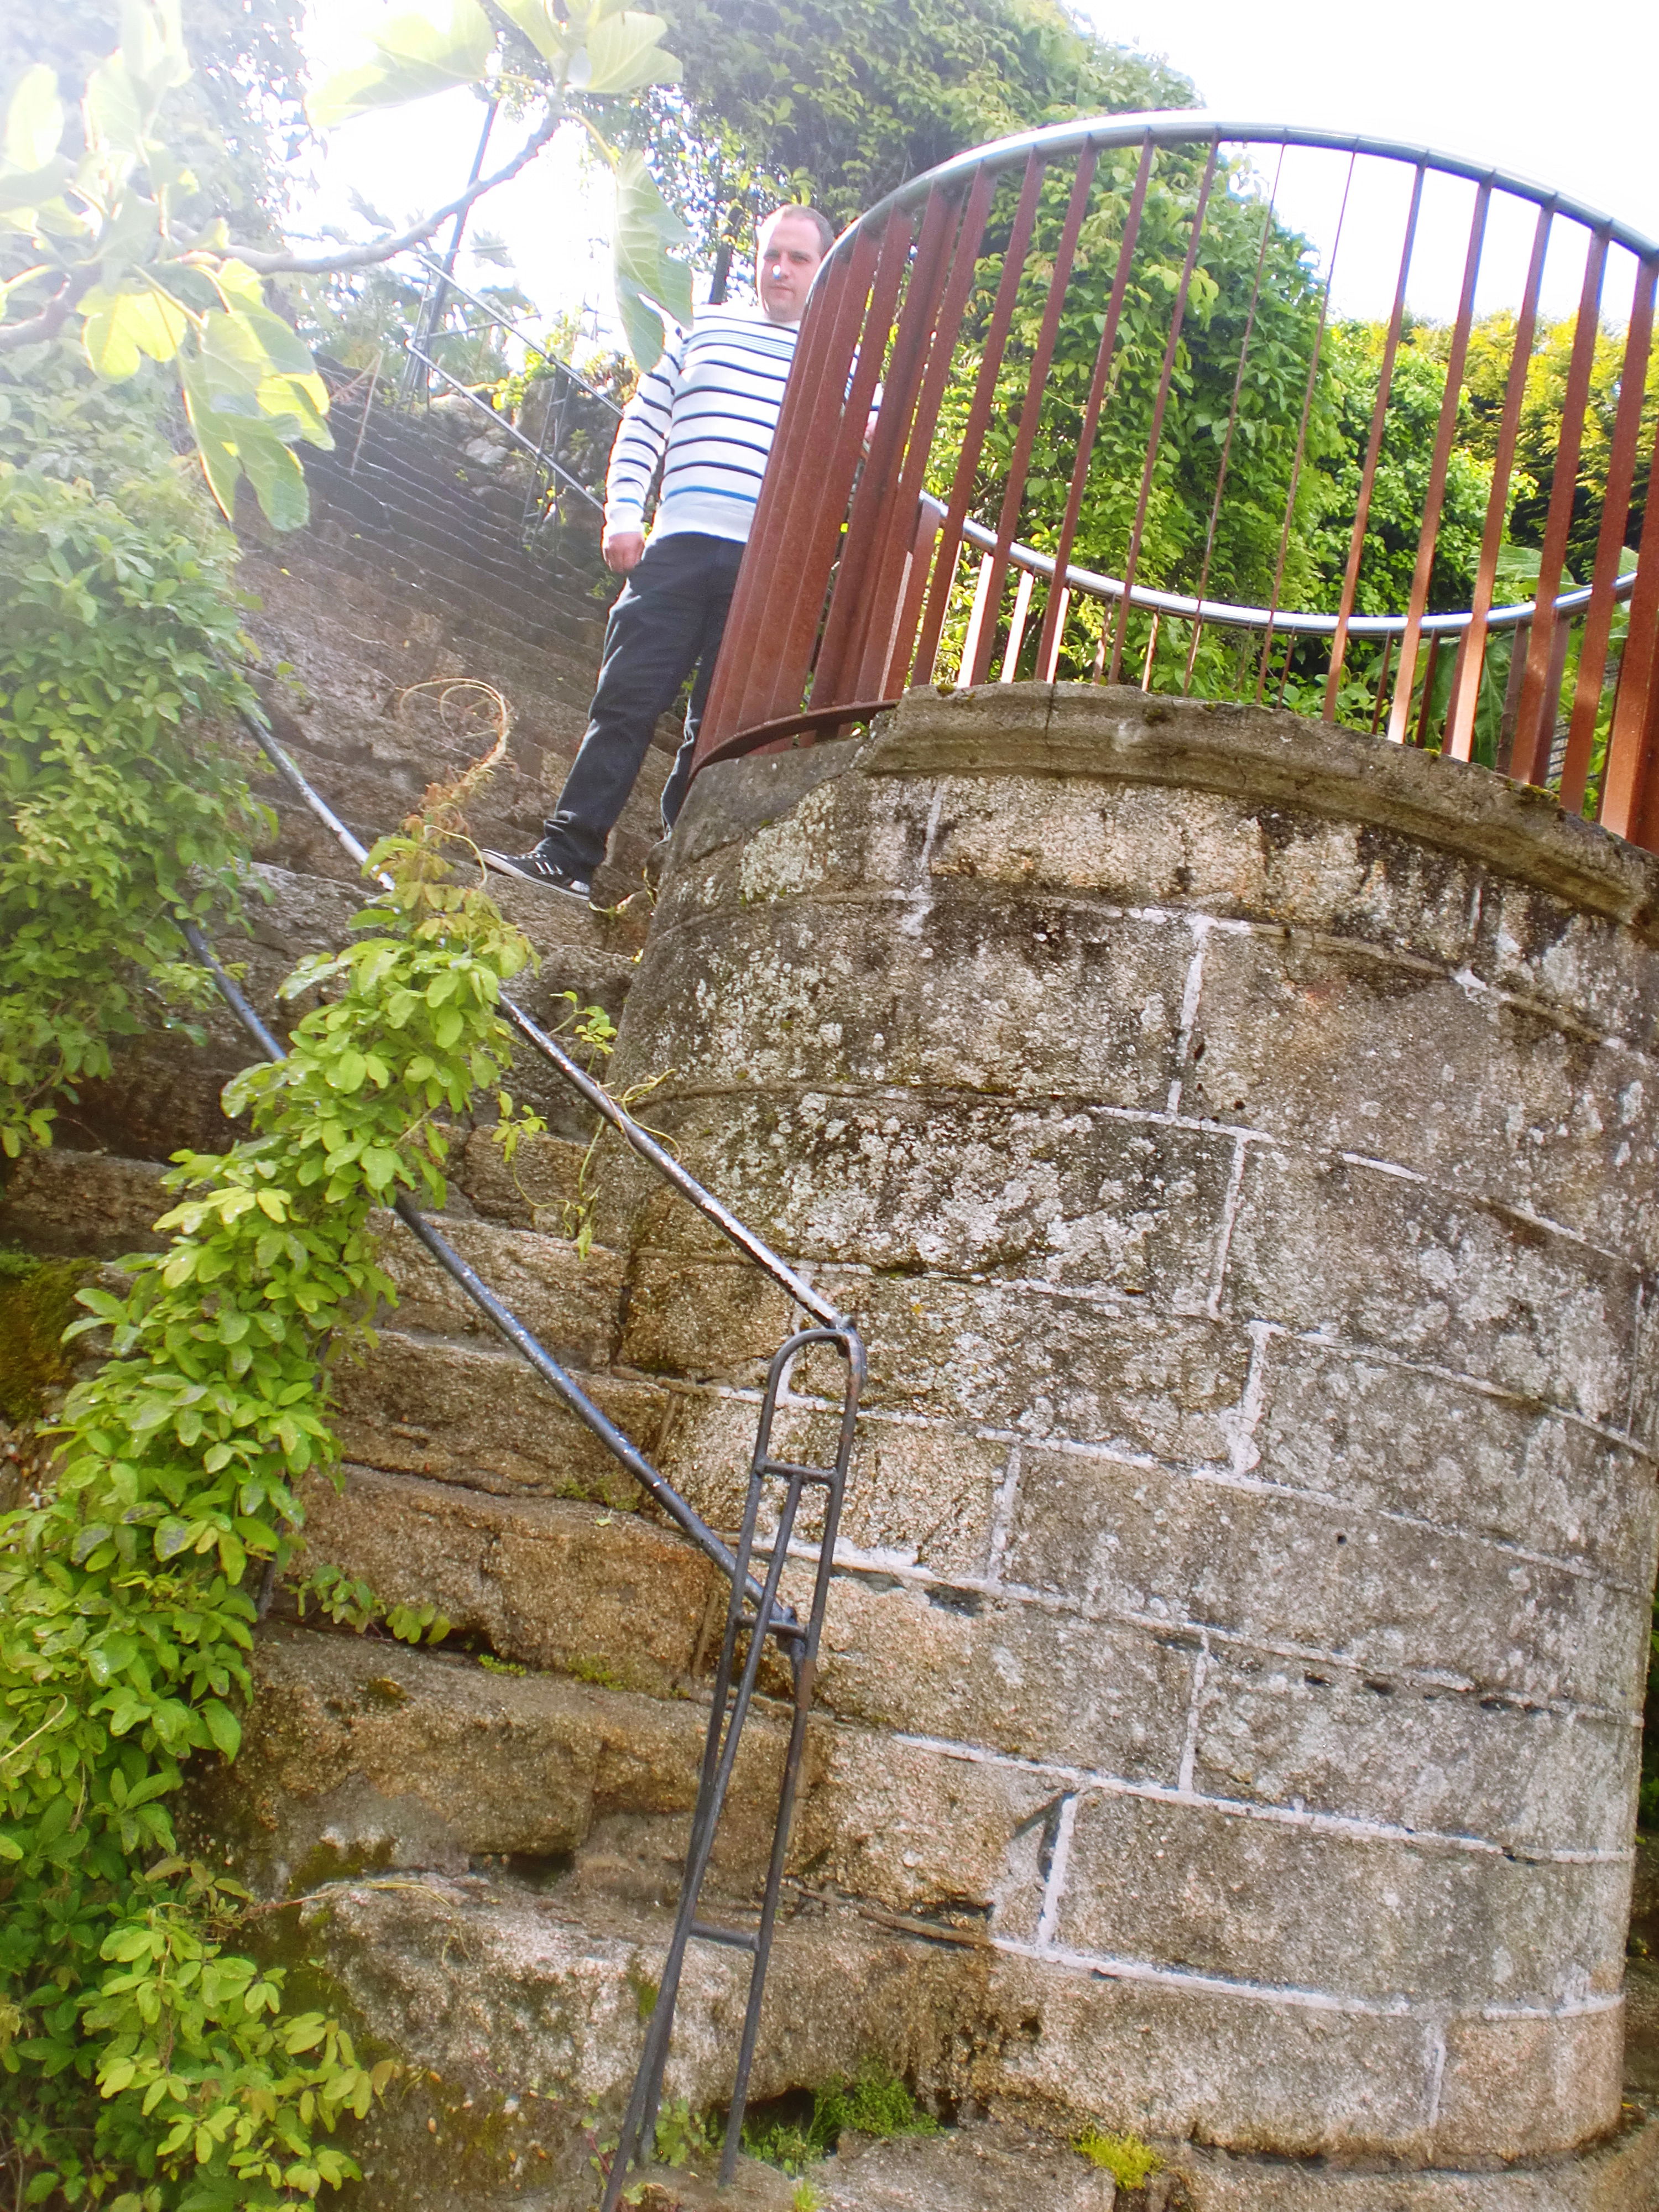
[
  {"xmin": 0, "ymin": 353, "xmax": 265, "ymax": 1158},
  {"xmin": 0, "ymin": 787, "xmax": 544, "ymax": 2205}
]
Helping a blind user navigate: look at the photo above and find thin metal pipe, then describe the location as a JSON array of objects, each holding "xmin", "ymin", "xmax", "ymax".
[
  {"xmin": 1254, "ymin": 150, "xmax": 1355, "ymax": 702},
  {"xmin": 238, "ymin": 705, "xmax": 846, "ymax": 1330},
  {"xmin": 1563, "ymin": 257, "xmax": 1656, "ymax": 812},
  {"xmin": 1108, "ymin": 140, "xmax": 1219, "ymax": 684},
  {"xmin": 1385, "ymin": 179, "xmax": 1493, "ymax": 745},
  {"xmin": 968, "ymin": 144, "xmax": 1100, "ymax": 688},
  {"xmin": 1001, "ymin": 568, "xmax": 1035, "ymax": 680},
  {"xmin": 1511, "ymin": 228, "xmax": 1611, "ymax": 783},
  {"xmin": 181, "ymin": 909, "xmax": 784, "ymax": 1621},
  {"xmin": 1184, "ymin": 143, "xmax": 1285, "ymax": 694},
  {"xmin": 910, "ymin": 152, "xmax": 1049, "ymax": 686},
  {"xmin": 1443, "ymin": 201, "xmax": 1554, "ymax": 762},
  {"xmin": 1036, "ymin": 135, "xmax": 1156, "ymax": 683}
]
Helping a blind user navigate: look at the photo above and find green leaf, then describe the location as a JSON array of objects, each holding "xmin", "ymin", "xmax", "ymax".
[
  {"xmin": 236, "ymin": 432, "xmax": 310, "ymax": 531},
  {"xmin": 492, "ymin": 0, "xmax": 569, "ymax": 62},
  {"xmin": 79, "ymin": 285, "xmax": 190, "ymax": 378},
  {"xmin": 201, "ymin": 1700, "xmax": 241, "ymax": 1758},
  {"xmin": 613, "ymin": 148, "xmax": 692, "ymax": 371},
  {"xmin": 307, "ymin": 0, "xmax": 495, "ymax": 127},
  {"xmin": 573, "ymin": 11, "xmax": 679, "ymax": 96},
  {"xmin": 4, "ymin": 65, "xmax": 65, "ymax": 172}
]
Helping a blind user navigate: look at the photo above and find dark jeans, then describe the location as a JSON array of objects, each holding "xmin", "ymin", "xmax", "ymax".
[{"xmin": 540, "ymin": 531, "xmax": 745, "ymax": 877}]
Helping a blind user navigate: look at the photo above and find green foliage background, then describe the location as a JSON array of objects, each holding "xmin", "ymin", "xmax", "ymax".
[{"xmin": 0, "ymin": 354, "xmax": 265, "ymax": 1159}]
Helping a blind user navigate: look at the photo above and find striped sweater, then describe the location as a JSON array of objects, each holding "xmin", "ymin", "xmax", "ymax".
[{"xmin": 604, "ymin": 306, "xmax": 801, "ymax": 546}]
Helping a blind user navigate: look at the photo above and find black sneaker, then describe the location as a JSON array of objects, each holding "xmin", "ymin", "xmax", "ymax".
[{"xmin": 482, "ymin": 848, "xmax": 593, "ymax": 903}]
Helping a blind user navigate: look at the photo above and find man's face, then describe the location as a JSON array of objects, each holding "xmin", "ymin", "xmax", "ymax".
[{"xmin": 757, "ymin": 213, "xmax": 827, "ymax": 325}]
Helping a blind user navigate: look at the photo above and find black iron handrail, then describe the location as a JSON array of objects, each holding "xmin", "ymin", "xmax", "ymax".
[
  {"xmin": 239, "ymin": 706, "xmax": 844, "ymax": 1330},
  {"xmin": 178, "ymin": 909, "xmax": 787, "ymax": 1626}
]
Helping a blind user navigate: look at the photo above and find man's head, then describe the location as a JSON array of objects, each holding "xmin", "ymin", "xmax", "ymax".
[{"xmin": 757, "ymin": 205, "xmax": 833, "ymax": 325}]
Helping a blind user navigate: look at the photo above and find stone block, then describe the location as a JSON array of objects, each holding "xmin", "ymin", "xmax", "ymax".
[
  {"xmin": 189, "ymin": 1622, "xmax": 785, "ymax": 1897},
  {"xmin": 1005, "ymin": 1444, "xmax": 1646, "ymax": 1712},
  {"xmin": 1431, "ymin": 2006, "xmax": 1624, "ymax": 2162},
  {"xmin": 623, "ymin": 1089, "xmax": 1238, "ymax": 1292},
  {"xmin": 972, "ymin": 1944, "xmax": 1441, "ymax": 2157},
  {"xmin": 1249, "ymin": 1334, "xmax": 1659, "ymax": 1587},
  {"xmin": 330, "ymin": 1328, "xmax": 671, "ymax": 1507},
  {"xmin": 619, "ymin": 1253, "xmax": 797, "ymax": 1382},
  {"xmin": 372, "ymin": 1208, "xmax": 625, "ymax": 1367},
  {"xmin": 656, "ymin": 1389, "xmax": 1004, "ymax": 1580},
  {"xmin": 0, "ymin": 1149, "xmax": 170, "ymax": 1258},
  {"xmin": 842, "ymin": 1272, "xmax": 1256, "ymax": 1463},
  {"xmin": 1052, "ymin": 1789, "xmax": 1627, "ymax": 2010},
  {"xmin": 802, "ymin": 1566, "xmax": 1196, "ymax": 1776},
  {"xmin": 293, "ymin": 1464, "xmax": 721, "ymax": 1692},
  {"xmin": 624, "ymin": 894, "xmax": 1197, "ymax": 1108},
  {"xmin": 1220, "ymin": 1144, "xmax": 1640, "ymax": 1428},
  {"xmin": 1190, "ymin": 1644, "xmax": 1639, "ymax": 1855},
  {"xmin": 1188, "ymin": 922, "xmax": 1659, "ymax": 1265}
]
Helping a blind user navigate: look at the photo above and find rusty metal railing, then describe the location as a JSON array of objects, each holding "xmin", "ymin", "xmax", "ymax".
[{"xmin": 693, "ymin": 114, "xmax": 1659, "ymax": 847}]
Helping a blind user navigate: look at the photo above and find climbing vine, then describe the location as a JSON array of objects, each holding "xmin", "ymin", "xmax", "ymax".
[
  {"xmin": 0, "ymin": 353, "xmax": 264, "ymax": 1159},
  {"xmin": 0, "ymin": 791, "xmax": 544, "ymax": 2206}
]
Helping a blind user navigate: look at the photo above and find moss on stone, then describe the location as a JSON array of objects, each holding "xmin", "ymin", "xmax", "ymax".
[{"xmin": 0, "ymin": 1251, "xmax": 90, "ymax": 1422}]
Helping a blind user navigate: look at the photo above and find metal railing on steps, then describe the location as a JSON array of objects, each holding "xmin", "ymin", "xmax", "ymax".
[{"xmin": 186, "ymin": 696, "xmax": 864, "ymax": 2187}]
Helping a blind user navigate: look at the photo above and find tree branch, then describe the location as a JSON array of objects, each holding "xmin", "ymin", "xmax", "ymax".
[
  {"xmin": 238, "ymin": 105, "xmax": 566, "ymax": 277},
  {"xmin": 0, "ymin": 268, "xmax": 96, "ymax": 354}
]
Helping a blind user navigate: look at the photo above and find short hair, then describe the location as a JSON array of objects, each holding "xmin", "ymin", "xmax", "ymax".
[{"xmin": 760, "ymin": 204, "xmax": 835, "ymax": 258}]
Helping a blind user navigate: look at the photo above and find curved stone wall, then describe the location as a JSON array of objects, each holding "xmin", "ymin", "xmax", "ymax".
[{"xmin": 603, "ymin": 682, "xmax": 1659, "ymax": 2173}]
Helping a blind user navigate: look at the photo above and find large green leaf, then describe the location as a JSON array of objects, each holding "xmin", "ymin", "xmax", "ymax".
[
  {"xmin": 573, "ymin": 11, "xmax": 679, "ymax": 96},
  {"xmin": 491, "ymin": 0, "xmax": 569, "ymax": 65},
  {"xmin": 79, "ymin": 284, "xmax": 188, "ymax": 378},
  {"xmin": 0, "ymin": 156, "xmax": 76, "ymax": 219},
  {"xmin": 308, "ymin": 0, "xmax": 495, "ymax": 128},
  {"xmin": 4, "ymin": 66, "xmax": 65, "ymax": 173},
  {"xmin": 236, "ymin": 435, "xmax": 310, "ymax": 531},
  {"xmin": 613, "ymin": 148, "xmax": 691, "ymax": 371},
  {"xmin": 85, "ymin": 54, "xmax": 145, "ymax": 163}
]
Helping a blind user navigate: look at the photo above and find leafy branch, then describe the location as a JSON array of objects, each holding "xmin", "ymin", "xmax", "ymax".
[{"xmin": 0, "ymin": 0, "xmax": 693, "ymax": 528}]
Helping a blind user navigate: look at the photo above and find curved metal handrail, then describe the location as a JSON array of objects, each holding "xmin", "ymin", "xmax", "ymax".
[
  {"xmin": 828, "ymin": 109, "xmax": 1659, "ymax": 267},
  {"xmin": 697, "ymin": 108, "xmax": 1659, "ymax": 836},
  {"xmin": 951, "ymin": 510, "xmax": 1639, "ymax": 639}
]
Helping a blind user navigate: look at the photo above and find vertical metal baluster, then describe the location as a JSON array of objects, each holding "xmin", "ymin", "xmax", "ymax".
[
  {"xmin": 1385, "ymin": 181, "xmax": 1493, "ymax": 745},
  {"xmin": 1108, "ymin": 140, "xmax": 1220, "ymax": 685},
  {"xmin": 1367, "ymin": 634, "xmax": 1395, "ymax": 735},
  {"xmin": 1182, "ymin": 143, "xmax": 1286, "ymax": 694},
  {"xmin": 1001, "ymin": 569, "xmax": 1036, "ymax": 680},
  {"xmin": 813, "ymin": 191, "xmax": 954, "ymax": 701},
  {"xmin": 1599, "ymin": 395, "xmax": 1659, "ymax": 844},
  {"xmin": 909, "ymin": 153, "xmax": 1050, "ymax": 686},
  {"xmin": 964, "ymin": 145, "xmax": 1100, "ymax": 688},
  {"xmin": 1509, "ymin": 226, "xmax": 1610, "ymax": 783},
  {"xmin": 1413, "ymin": 633, "xmax": 1443, "ymax": 747},
  {"xmin": 1442, "ymin": 202, "xmax": 1554, "ymax": 761},
  {"xmin": 1034, "ymin": 135, "xmax": 1156, "ymax": 683},
  {"xmin": 696, "ymin": 233, "xmax": 881, "ymax": 754},
  {"xmin": 857, "ymin": 166, "xmax": 1000, "ymax": 700},
  {"xmin": 1563, "ymin": 257, "xmax": 1655, "ymax": 813},
  {"xmin": 1326, "ymin": 166, "xmax": 1426, "ymax": 720},
  {"xmin": 1254, "ymin": 150, "xmax": 1357, "ymax": 702},
  {"xmin": 957, "ymin": 554, "xmax": 997, "ymax": 684}
]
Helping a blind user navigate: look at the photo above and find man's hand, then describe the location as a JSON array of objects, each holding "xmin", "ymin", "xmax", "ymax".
[{"xmin": 604, "ymin": 529, "xmax": 646, "ymax": 573}]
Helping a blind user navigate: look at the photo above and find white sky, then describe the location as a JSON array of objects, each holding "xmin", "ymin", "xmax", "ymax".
[{"xmin": 293, "ymin": 0, "xmax": 1658, "ymax": 345}]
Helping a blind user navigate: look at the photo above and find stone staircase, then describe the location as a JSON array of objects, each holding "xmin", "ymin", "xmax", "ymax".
[
  {"xmin": 12, "ymin": 393, "xmax": 1659, "ymax": 2210},
  {"xmin": 0, "ymin": 395, "xmax": 1150, "ymax": 2209}
]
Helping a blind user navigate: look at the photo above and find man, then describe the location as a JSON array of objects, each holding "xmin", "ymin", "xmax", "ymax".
[{"xmin": 484, "ymin": 204, "xmax": 835, "ymax": 903}]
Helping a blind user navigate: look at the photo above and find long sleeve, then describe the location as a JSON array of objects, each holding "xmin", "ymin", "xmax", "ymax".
[{"xmin": 603, "ymin": 334, "xmax": 686, "ymax": 535}]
